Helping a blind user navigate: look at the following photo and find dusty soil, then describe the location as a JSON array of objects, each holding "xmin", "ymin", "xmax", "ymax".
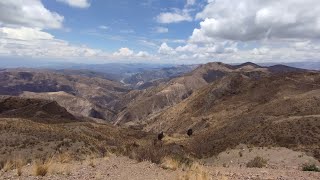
[
  {"xmin": 1, "ymin": 156, "xmax": 180, "ymax": 180},
  {"xmin": 206, "ymin": 166, "xmax": 320, "ymax": 180},
  {"xmin": 1, "ymin": 148, "xmax": 320, "ymax": 180},
  {"xmin": 202, "ymin": 145, "xmax": 320, "ymax": 170}
]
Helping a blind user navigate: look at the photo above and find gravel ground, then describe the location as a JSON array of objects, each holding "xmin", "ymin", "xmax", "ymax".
[
  {"xmin": 1, "ymin": 155, "xmax": 320, "ymax": 180},
  {"xmin": 0, "ymin": 156, "xmax": 180, "ymax": 180}
]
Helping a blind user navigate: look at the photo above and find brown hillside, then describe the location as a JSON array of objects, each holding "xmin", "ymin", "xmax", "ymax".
[
  {"xmin": 0, "ymin": 96, "xmax": 187, "ymax": 165},
  {"xmin": 0, "ymin": 96, "xmax": 77, "ymax": 123},
  {"xmin": 144, "ymin": 71, "xmax": 320, "ymax": 159},
  {"xmin": 115, "ymin": 62, "xmax": 246, "ymax": 124},
  {"xmin": 0, "ymin": 69, "xmax": 129, "ymax": 121},
  {"xmin": 115, "ymin": 62, "xmax": 302, "ymax": 125},
  {"xmin": 20, "ymin": 91, "xmax": 116, "ymax": 121}
]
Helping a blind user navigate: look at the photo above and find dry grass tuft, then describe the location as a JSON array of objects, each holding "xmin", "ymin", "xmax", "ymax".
[
  {"xmin": 34, "ymin": 163, "xmax": 49, "ymax": 176},
  {"xmin": 89, "ymin": 160, "xmax": 96, "ymax": 168},
  {"xmin": 33, "ymin": 154, "xmax": 73, "ymax": 176},
  {"xmin": 49, "ymin": 163, "xmax": 72, "ymax": 175},
  {"xmin": 33, "ymin": 160, "xmax": 52, "ymax": 176},
  {"xmin": 2, "ymin": 158, "xmax": 24, "ymax": 172},
  {"xmin": 3, "ymin": 160, "xmax": 15, "ymax": 172},
  {"xmin": 85, "ymin": 157, "xmax": 97, "ymax": 168},
  {"xmin": 0, "ymin": 157, "xmax": 25, "ymax": 175},
  {"xmin": 161, "ymin": 156, "xmax": 180, "ymax": 170},
  {"xmin": 160, "ymin": 154, "xmax": 194, "ymax": 171},
  {"xmin": 17, "ymin": 166, "xmax": 22, "ymax": 176},
  {"xmin": 57, "ymin": 152, "xmax": 72, "ymax": 163},
  {"xmin": 178, "ymin": 162, "xmax": 210, "ymax": 180},
  {"xmin": 15, "ymin": 159, "xmax": 24, "ymax": 176}
]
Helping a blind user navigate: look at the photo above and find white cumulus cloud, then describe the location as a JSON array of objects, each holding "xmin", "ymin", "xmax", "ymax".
[
  {"xmin": 0, "ymin": 27, "xmax": 104, "ymax": 59},
  {"xmin": 156, "ymin": 9, "xmax": 192, "ymax": 24},
  {"xmin": 0, "ymin": 27, "xmax": 54, "ymax": 41},
  {"xmin": 193, "ymin": 0, "xmax": 320, "ymax": 41},
  {"xmin": 0, "ymin": 27, "xmax": 155, "ymax": 61},
  {"xmin": 0, "ymin": 0, "xmax": 64, "ymax": 29},
  {"xmin": 136, "ymin": 51, "xmax": 150, "ymax": 58},
  {"xmin": 56, "ymin": 0, "xmax": 91, "ymax": 8},
  {"xmin": 113, "ymin": 47, "xmax": 134, "ymax": 57},
  {"xmin": 158, "ymin": 43, "xmax": 176, "ymax": 55}
]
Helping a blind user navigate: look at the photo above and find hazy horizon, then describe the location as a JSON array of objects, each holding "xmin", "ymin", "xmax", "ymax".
[{"xmin": 1, "ymin": 58, "xmax": 320, "ymax": 71}]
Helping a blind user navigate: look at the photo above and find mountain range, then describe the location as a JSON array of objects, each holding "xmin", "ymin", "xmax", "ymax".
[{"xmin": 0, "ymin": 61, "xmax": 320, "ymax": 164}]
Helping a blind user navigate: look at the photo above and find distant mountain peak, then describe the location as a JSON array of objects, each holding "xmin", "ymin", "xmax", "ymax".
[
  {"xmin": 267, "ymin": 64, "xmax": 306, "ymax": 73},
  {"xmin": 233, "ymin": 62, "xmax": 262, "ymax": 69}
]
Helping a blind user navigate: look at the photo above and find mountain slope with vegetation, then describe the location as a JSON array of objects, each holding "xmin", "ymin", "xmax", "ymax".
[
  {"xmin": 115, "ymin": 62, "xmax": 306, "ymax": 125},
  {"xmin": 144, "ymin": 71, "xmax": 320, "ymax": 159},
  {"xmin": 0, "ymin": 69, "xmax": 129, "ymax": 121}
]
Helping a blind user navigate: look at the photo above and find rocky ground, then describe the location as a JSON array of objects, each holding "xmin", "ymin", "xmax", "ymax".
[
  {"xmin": 1, "ymin": 147, "xmax": 320, "ymax": 180},
  {"xmin": 1, "ymin": 156, "xmax": 179, "ymax": 180}
]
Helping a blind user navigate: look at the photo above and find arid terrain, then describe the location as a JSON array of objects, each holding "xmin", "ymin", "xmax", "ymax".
[
  {"xmin": 0, "ymin": 62, "xmax": 320, "ymax": 179},
  {"xmin": 1, "ymin": 148, "xmax": 320, "ymax": 179}
]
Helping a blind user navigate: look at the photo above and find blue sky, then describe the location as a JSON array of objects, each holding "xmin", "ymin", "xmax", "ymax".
[
  {"xmin": 1, "ymin": 0, "xmax": 320, "ymax": 64},
  {"xmin": 44, "ymin": 0, "xmax": 203, "ymax": 52}
]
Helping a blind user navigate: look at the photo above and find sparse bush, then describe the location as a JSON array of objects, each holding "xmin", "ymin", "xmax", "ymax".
[
  {"xmin": 15, "ymin": 159, "xmax": 24, "ymax": 176},
  {"xmin": 161, "ymin": 156, "xmax": 180, "ymax": 170},
  {"xmin": 17, "ymin": 166, "xmax": 22, "ymax": 176},
  {"xmin": 246, "ymin": 156, "xmax": 267, "ymax": 168},
  {"xmin": 33, "ymin": 161, "xmax": 50, "ymax": 176},
  {"xmin": 3, "ymin": 160, "xmax": 14, "ymax": 172},
  {"xmin": 302, "ymin": 164, "xmax": 320, "ymax": 172},
  {"xmin": 57, "ymin": 152, "xmax": 72, "ymax": 163},
  {"xmin": 0, "ymin": 158, "xmax": 24, "ymax": 173},
  {"xmin": 160, "ymin": 155, "xmax": 193, "ymax": 171},
  {"xmin": 124, "ymin": 141, "xmax": 190, "ymax": 166},
  {"xmin": 49, "ymin": 163, "xmax": 71, "ymax": 175},
  {"xmin": 125, "ymin": 142, "xmax": 167, "ymax": 163},
  {"xmin": 178, "ymin": 162, "xmax": 210, "ymax": 180}
]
